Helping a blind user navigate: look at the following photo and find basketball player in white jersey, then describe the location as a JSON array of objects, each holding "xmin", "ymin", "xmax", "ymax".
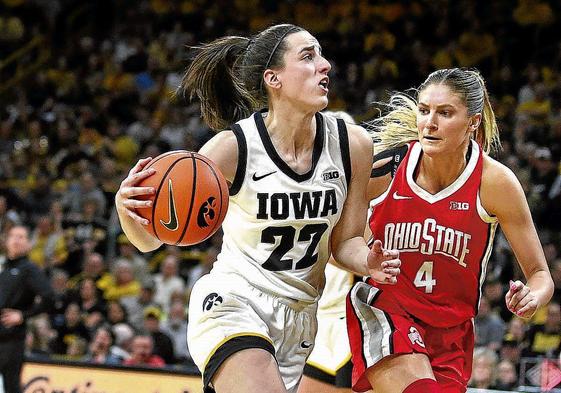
[{"xmin": 115, "ymin": 24, "xmax": 401, "ymax": 393}]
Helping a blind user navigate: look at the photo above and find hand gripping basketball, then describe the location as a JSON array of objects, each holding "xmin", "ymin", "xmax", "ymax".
[{"xmin": 135, "ymin": 151, "xmax": 229, "ymax": 246}]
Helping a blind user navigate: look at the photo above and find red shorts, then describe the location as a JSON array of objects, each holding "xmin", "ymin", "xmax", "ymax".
[{"xmin": 346, "ymin": 281, "xmax": 474, "ymax": 393}]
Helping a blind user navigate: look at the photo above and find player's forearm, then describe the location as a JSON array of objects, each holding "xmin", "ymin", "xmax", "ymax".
[
  {"xmin": 527, "ymin": 269, "xmax": 554, "ymax": 307},
  {"xmin": 116, "ymin": 201, "xmax": 162, "ymax": 253},
  {"xmin": 332, "ymin": 236, "xmax": 369, "ymax": 276}
]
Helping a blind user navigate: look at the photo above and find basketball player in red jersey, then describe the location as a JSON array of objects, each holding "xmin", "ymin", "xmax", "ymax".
[
  {"xmin": 115, "ymin": 24, "xmax": 400, "ymax": 393},
  {"xmin": 347, "ymin": 68, "xmax": 554, "ymax": 393}
]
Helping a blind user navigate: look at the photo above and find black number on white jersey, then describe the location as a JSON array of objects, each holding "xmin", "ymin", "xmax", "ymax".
[{"xmin": 261, "ymin": 223, "xmax": 328, "ymax": 271}]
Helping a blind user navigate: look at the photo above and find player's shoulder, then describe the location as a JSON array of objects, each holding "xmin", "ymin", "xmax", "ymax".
[
  {"xmin": 345, "ymin": 123, "xmax": 372, "ymax": 154},
  {"xmin": 481, "ymin": 154, "xmax": 520, "ymax": 190},
  {"xmin": 199, "ymin": 130, "xmax": 239, "ymax": 184},
  {"xmin": 345, "ymin": 122, "xmax": 369, "ymax": 139},
  {"xmin": 480, "ymin": 153, "xmax": 526, "ymax": 214}
]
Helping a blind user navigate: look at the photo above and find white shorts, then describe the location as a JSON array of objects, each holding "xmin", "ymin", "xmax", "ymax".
[
  {"xmin": 304, "ymin": 309, "xmax": 352, "ymax": 387},
  {"xmin": 188, "ymin": 272, "xmax": 318, "ymax": 393}
]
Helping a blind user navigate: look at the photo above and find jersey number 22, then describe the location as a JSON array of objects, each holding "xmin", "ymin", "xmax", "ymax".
[{"xmin": 261, "ymin": 223, "xmax": 328, "ymax": 271}]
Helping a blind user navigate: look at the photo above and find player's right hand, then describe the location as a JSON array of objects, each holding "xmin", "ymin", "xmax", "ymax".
[
  {"xmin": 115, "ymin": 157, "xmax": 156, "ymax": 226},
  {"xmin": 367, "ymin": 239, "xmax": 400, "ymax": 285}
]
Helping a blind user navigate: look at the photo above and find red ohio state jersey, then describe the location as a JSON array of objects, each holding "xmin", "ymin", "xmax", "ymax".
[{"xmin": 369, "ymin": 140, "xmax": 498, "ymax": 328}]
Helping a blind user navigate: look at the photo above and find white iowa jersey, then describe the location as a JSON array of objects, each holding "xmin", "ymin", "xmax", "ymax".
[{"xmin": 212, "ymin": 111, "xmax": 351, "ymax": 303}]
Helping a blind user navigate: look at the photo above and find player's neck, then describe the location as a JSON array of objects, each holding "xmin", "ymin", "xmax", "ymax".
[
  {"xmin": 264, "ymin": 107, "xmax": 316, "ymax": 155},
  {"xmin": 415, "ymin": 151, "xmax": 468, "ymax": 194}
]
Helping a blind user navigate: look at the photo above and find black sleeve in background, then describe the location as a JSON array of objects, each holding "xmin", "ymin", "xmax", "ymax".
[
  {"xmin": 22, "ymin": 262, "xmax": 55, "ymax": 319},
  {"xmin": 371, "ymin": 144, "xmax": 409, "ymax": 179}
]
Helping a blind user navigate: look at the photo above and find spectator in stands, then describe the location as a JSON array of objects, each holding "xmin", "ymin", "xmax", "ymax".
[
  {"xmin": 49, "ymin": 268, "xmax": 70, "ymax": 329},
  {"xmin": 102, "ymin": 260, "xmax": 140, "ymax": 302},
  {"xmin": 524, "ymin": 301, "xmax": 561, "ymax": 357},
  {"xmin": 111, "ymin": 322, "xmax": 134, "ymax": 361},
  {"xmin": 68, "ymin": 252, "xmax": 111, "ymax": 292},
  {"xmin": 106, "ymin": 301, "xmax": 129, "ymax": 327},
  {"xmin": 153, "ymin": 254, "xmax": 185, "ymax": 313},
  {"xmin": 123, "ymin": 335, "xmax": 165, "ymax": 368},
  {"xmin": 483, "ymin": 276, "xmax": 511, "ymax": 321},
  {"xmin": 84, "ymin": 326, "xmax": 122, "ymax": 364},
  {"xmin": 504, "ymin": 317, "xmax": 528, "ymax": 345},
  {"xmin": 469, "ymin": 347, "xmax": 499, "ymax": 389},
  {"xmin": 184, "ymin": 233, "xmax": 220, "ymax": 295},
  {"xmin": 76, "ymin": 278, "xmax": 106, "ymax": 332},
  {"xmin": 492, "ymin": 359, "xmax": 518, "ymax": 391},
  {"xmin": 62, "ymin": 171, "xmax": 107, "ymax": 218},
  {"xmin": 114, "ymin": 233, "xmax": 149, "ymax": 283},
  {"xmin": 65, "ymin": 336, "xmax": 88, "ymax": 360},
  {"xmin": 500, "ymin": 337, "xmax": 524, "ymax": 371},
  {"xmin": 24, "ymin": 316, "xmax": 53, "ymax": 360},
  {"xmin": 28, "ymin": 215, "xmax": 68, "ymax": 270},
  {"xmin": 49, "ymin": 302, "xmax": 90, "ymax": 355},
  {"xmin": 142, "ymin": 306, "xmax": 175, "ymax": 365},
  {"xmin": 121, "ymin": 278, "xmax": 160, "ymax": 331},
  {"xmin": 475, "ymin": 295, "xmax": 506, "ymax": 351},
  {"xmin": 62, "ymin": 198, "xmax": 108, "ymax": 276},
  {"xmin": 161, "ymin": 300, "xmax": 192, "ymax": 366}
]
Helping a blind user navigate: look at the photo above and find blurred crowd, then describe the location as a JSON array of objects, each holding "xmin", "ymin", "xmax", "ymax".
[{"xmin": 0, "ymin": 0, "xmax": 560, "ymax": 388}]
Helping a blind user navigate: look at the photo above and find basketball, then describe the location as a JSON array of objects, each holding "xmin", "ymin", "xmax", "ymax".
[{"xmin": 137, "ymin": 150, "xmax": 229, "ymax": 246}]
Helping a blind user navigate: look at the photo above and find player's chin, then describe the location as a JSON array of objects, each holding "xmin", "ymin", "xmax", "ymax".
[{"xmin": 305, "ymin": 94, "xmax": 328, "ymax": 112}]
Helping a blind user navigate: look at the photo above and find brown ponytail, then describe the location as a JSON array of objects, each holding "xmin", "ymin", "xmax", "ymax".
[{"xmin": 179, "ymin": 24, "xmax": 304, "ymax": 130}]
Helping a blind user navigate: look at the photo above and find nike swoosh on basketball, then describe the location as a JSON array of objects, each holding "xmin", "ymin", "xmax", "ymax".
[
  {"xmin": 252, "ymin": 171, "xmax": 277, "ymax": 181},
  {"xmin": 160, "ymin": 179, "xmax": 179, "ymax": 231},
  {"xmin": 392, "ymin": 191, "xmax": 413, "ymax": 200}
]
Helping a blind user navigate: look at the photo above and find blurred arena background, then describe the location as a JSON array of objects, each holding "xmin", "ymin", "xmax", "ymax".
[{"xmin": 0, "ymin": 0, "xmax": 560, "ymax": 392}]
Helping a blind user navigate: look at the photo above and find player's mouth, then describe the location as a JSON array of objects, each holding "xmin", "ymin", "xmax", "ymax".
[
  {"xmin": 319, "ymin": 77, "xmax": 329, "ymax": 93},
  {"xmin": 423, "ymin": 135, "xmax": 441, "ymax": 141}
]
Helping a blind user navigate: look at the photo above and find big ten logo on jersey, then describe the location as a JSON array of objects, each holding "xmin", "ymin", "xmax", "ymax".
[
  {"xmin": 256, "ymin": 189, "xmax": 338, "ymax": 220},
  {"xmin": 383, "ymin": 218, "xmax": 471, "ymax": 267},
  {"xmin": 450, "ymin": 201, "xmax": 469, "ymax": 211},
  {"xmin": 322, "ymin": 170, "xmax": 339, "ymax": 182}
]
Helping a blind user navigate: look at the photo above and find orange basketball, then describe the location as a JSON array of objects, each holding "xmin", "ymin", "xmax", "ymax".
[{"xmin": 137, "ymin": 151, "xmax": 229, "ymax": 246}]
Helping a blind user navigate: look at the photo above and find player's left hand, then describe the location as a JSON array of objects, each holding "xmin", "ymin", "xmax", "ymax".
[
  {"xmin": 367, "ymin": 239, "xmax": 400, "ymax": 285},
  {"xmin": 505, "ymin": 280, "xmax": 539, "ymax": 319},
  {"xmin": 0, "ymin": 308, "xmax": 24, "ymax": 327}
]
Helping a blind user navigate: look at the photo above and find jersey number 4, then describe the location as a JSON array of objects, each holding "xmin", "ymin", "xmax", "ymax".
[
  {"xmin": 261, "ymin": 223, "xmax": 328, "ymax": 271},
  {"xmin": 414, "ymin": 261, "xmax": 437, "ymax": 293}
]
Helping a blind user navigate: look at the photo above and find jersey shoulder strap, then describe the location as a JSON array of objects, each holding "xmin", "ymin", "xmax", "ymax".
[{"xmin": 229, "ymin": 123, "xmax": 248, "ymax": 196}]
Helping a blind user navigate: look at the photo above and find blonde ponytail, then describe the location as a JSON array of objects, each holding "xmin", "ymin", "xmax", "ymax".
[{"xmin": 368, "ymin": 93, "xmax": 419, "ymax": 151}]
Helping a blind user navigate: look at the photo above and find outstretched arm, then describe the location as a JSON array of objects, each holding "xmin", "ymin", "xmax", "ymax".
[
  {"xmin": 331, "ymin": 124, "xmax": 400, "ymax": 283},
  {"xmin": 481, "ymin": 157, "xmax": 553, "ymax": 318}
]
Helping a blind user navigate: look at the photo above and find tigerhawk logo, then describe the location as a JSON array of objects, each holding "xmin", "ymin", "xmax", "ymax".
[
  {"xmin": 202, "ymin": 293, "xmax": 223, "ymax": 311},
  {"xmin": 197, "ymin": 197, "xmax": 217, "ymax": 228}
]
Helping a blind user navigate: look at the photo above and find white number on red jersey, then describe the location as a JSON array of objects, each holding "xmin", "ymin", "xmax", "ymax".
[{"xmin": 414, "ymin": 261, "xmax": 436, "ymax": 294}]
